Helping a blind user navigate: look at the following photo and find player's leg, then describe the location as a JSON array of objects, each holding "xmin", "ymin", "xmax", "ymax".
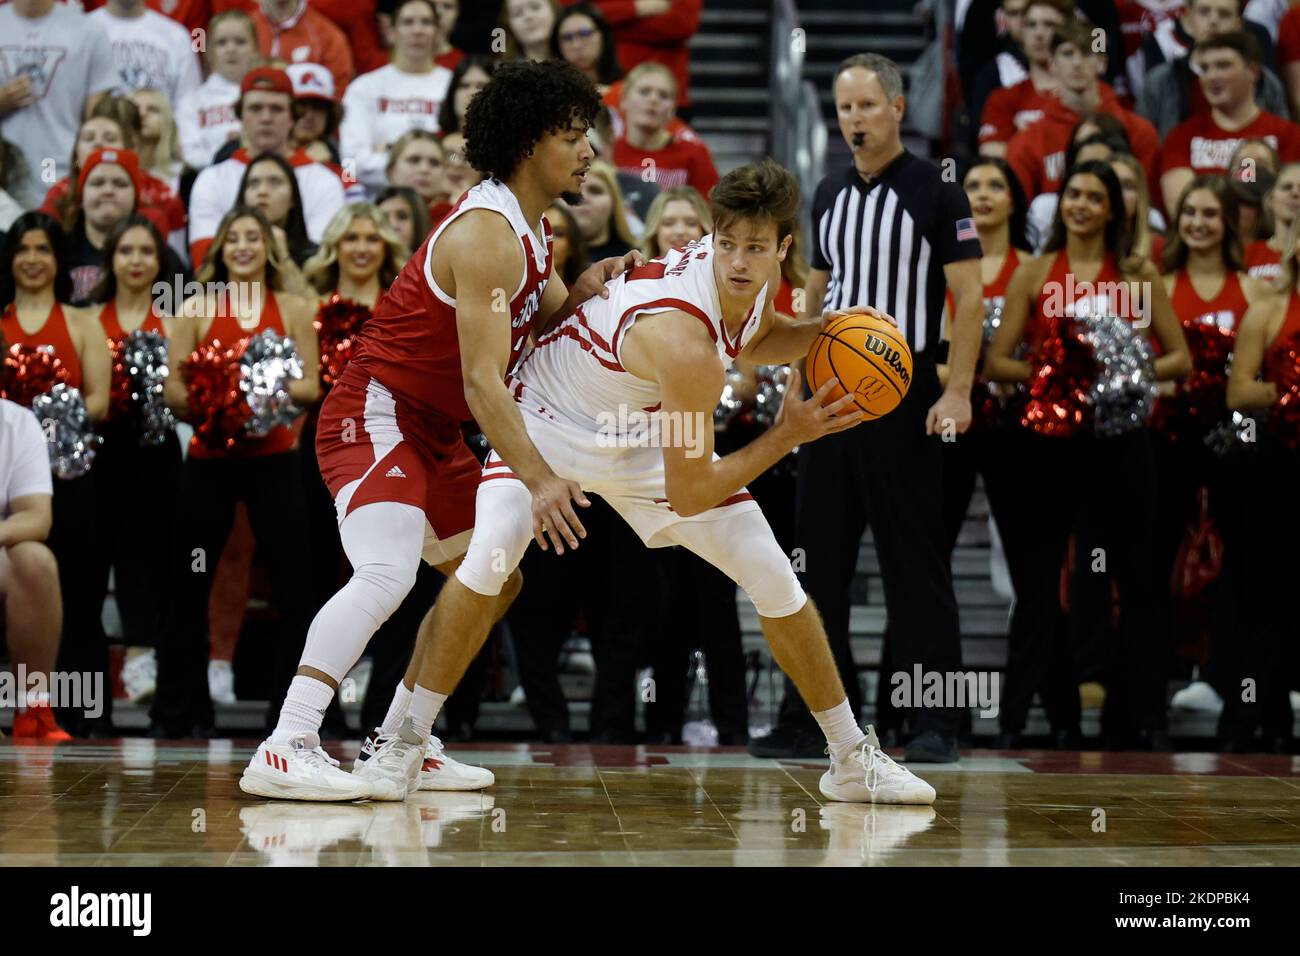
[
  {"xmin": 650, "ymin": 503, "xmax": 936, "ymax": 805},
  {"xmin": 0, "ymin": 542, "xmax": 69, "ymax": 739},
  {"xmin": 240, "ymin": 496, "xmax": 426, "ymax": 802}
]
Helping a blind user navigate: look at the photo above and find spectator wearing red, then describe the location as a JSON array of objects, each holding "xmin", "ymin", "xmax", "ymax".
[
  {"xmin": 309, "ymin": 0, "xmax": 388, "ymax": 74},
  {"xmin": 1275, "ymin": 1, "xmax": 1300, "ymax": 120},
  {"xmin": 187, "ymin": 67, "xmax": 345, "ymax": 265},
  {"xmin": 1159, "ymin": 31, "xmax": 1300, "ymax": 213},
  {"xmin": 1246, "ymin": 159, "xmax": 1300, "ymax": 279},
  {"xmin": 82, "ymin": 0, "xmax": 215, "ymax": 35},
  {"xmin": 432, "ymin": 0, "xmax": 464, "ymax": 70},
  {"xmin": 979, "ymin": 0, "xmax": 1071, "ymax": 156},
  {"xmin": 214, "ymin": 0, "xmax": 355, "ymax": 91},
  {"xmin": 500, "ymin": 0, "xmax": 559, "ymax": 61},
  {"xmin": 612, "ymin": 62, "xmax": 717, "ymax": 194},
  {"xmin": 41, "ymin": 101, "xmax": 186, "ymax": 242},
  {"xmin": 574, "ymin": 0, "xmax": 703, "ymax": 112},
  {"xmin": 1006, "ymin": 22, "xmax": 1160, "ymax": 200},
  {"xmin": 553, "ymin": 2, "xmax": 623, "ymax": 96}
]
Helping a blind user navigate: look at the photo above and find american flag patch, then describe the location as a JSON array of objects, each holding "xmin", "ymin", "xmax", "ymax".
[{"xmin": 955, "ymin": 218, "xmax": 978, "ymax": 242}]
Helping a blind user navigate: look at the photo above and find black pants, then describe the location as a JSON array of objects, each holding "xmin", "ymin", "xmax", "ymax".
[
  {"xmin": 49, "ymin": 472, "xmax": 111, "ymax": 734},
  {"xmin": 778, "ymin": 356, "xmax": 962, "ymax": 738},
  {"xmin": 508, "ymin": 495, "xmax": 654, "ymax": 742},
  {"xmin": 644, "ymin": 547, "xmax": 750, "ymax": 743},
  {"xmin": 1218, "ymin": 435, "xmax": 1297, "ymax": 744},
  {"xmin": 299, "ymin": 416, "xmax": 346, "ymax": 614},
  {"xmin": 997, "ymin": 428, "xmax": 1163, "ymax": 738},
  {"xmin": 89, "ymin": 427, "xmax": 182, "ymax": 649},
  {"xmin": 152, "ymin": 452, "xmax": 312, "ymax": 733}
]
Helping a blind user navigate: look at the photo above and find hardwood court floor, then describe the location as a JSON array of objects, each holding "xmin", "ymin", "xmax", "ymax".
[{"xmin": 2, "ymin": 741, "xmax": 1300, "ymax": 866}]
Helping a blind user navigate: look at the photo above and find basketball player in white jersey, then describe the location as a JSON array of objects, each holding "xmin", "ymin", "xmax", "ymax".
[{"xmin": 360, "ymin": 160, "xmax": 938, "ymax": 805}]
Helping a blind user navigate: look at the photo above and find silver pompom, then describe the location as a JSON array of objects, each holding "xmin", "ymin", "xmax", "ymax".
[
  {"xmin": 32, "ymin": 384, "xmax": 102, "ymax": 479},
  {"xmin": 752, "ymin": 364, "xmax": 790, "ymax": 428},
  {"xmin": 982, "ymin": 296, "xmax": 1005, "ymax": 344},
  {"xmin": 122, "ymin": 329, "xmax": 175, "ymax": 446},
  {"xmin": 714, "ymin": 366, "xmax": 747, "ymax": 429},
  {"xmin": 1076, "ymin": 312, "xmax": 1157, "ymax": 437},
  {"xmin": 239, "ymin": 329, "xmax": 304, "ymax": 438}
]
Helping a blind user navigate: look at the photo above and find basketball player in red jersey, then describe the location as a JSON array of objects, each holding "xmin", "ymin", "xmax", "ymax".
[
  {"xmin": 358, "ymin": 160, "xmax": 939, "ymax": 805},
  {"xmin": 241, "ymin": 60, "xmax": 643, "ymax": 801}
]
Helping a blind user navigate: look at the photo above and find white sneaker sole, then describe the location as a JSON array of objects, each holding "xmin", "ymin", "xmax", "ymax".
[
  {"xmin": 352, "ymin": 764, "xmax": 418, "ymax": 801},
  {"xmin": 239, "ymin": 767, "xmax": 373, "ymax": 802},
  {"xmin": 418, "ymin": 769, "xmax": 495, "ymax": 792},
  {"xmin": 818, "ymin": 772, "xmax": 937, "ymax": 806}
]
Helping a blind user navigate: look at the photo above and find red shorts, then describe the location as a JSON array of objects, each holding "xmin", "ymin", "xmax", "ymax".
[{"xmin": 315, "ymin": 373, "xmax": 478, "ymax": 559}]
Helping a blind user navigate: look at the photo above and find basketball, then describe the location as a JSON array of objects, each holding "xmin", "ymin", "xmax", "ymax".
[{"xmin": 806, "ymin": 312, "xmax": 914, "ymax": 419}]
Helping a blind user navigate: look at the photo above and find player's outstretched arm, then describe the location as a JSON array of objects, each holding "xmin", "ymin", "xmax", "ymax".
[
  {"xmin": 533, "ymin": 250, "xmax": 646, "ymax": 338},
  {"xmin": 446, "ymin": 215, "xmax": 590, "ymax": 554},
  {"xmin": 647, "ymin": 312, "xmax": 862, "ymax": 516}
]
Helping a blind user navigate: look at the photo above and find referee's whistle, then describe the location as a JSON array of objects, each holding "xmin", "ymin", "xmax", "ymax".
[{"xmin": 851, "ymin": 132, "xmax": 865, "ymax": 147}]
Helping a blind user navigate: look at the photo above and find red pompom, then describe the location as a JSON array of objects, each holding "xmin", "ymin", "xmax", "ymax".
[
  {"xmin": 1268, "ymin": 327, "xmax": 1300, "ymax": 448},
  {"xmin": 107, "ymin": 337, "xmax": 134, "ymax": 419},
  {"xmin": 0, "ymin": 343, "xmax": 71, "ymax": 407},
  {"xmin": 1020, "ymin": 314, "xmax": 1093, "ymax": 437},
  {"xmin": 315, "ymin": 294, "xmax": 372, "ymax": 391},
  {"xmin": 181, "ymin": 338, "xmax": 250, "ymax": 451},
  {"xmin": 1151, "ymin": 321, "xmax": 1235, "ymax": 442}
]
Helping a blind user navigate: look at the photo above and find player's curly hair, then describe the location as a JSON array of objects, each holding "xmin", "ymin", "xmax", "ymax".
[{"xmin": 463, "ymin": 59, "xmax": 602, "ymax": 182}]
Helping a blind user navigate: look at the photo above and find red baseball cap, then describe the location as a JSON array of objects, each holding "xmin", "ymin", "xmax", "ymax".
[
  {"xmin": 78, "ymin": 147, "xmax": 142, "ymax": 198},
  {"xmin": 240, "ymin": 67, "xmax": 294, "ymax": 97},
  {"xmin": 286, "ymin": 63, "xmax": 336, "ymax": 103}
]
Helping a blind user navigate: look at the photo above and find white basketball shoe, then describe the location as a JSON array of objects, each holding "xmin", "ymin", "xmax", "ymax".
[
  {"xmin": 239, "ymin": 732, "xmax": 374, "ymax": 801},
  {"xmin": 352, "ymin": 719, "xmax": 424, "ymax": 801},
  {"xmin": 418, "ymin": 735, "xmax": 495, "ymax": 791},
  {"xmin": 819, "ymin": 725, "xmax": 937, "ymax": 805}
]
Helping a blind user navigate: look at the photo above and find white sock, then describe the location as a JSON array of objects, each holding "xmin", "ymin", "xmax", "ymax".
[
  {"xmin": 813, "ymin": 699, "xmax": 865, "ymax": 763},
  {"xmin": 408, "ymin": 684, "xmax": 447, "ymax": 741},
  {"xmin": 379, "ymin": 682, "xmax": 413, "ymax": 736},
  {"xmin": 271, "ymin": 676, "xmax": 335, "ymax": 744}
]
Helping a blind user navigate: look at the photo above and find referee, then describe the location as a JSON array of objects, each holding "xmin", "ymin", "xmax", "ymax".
[{"xmin": 750, "ymin": 53, "xmax": 984, "ymax": 763}]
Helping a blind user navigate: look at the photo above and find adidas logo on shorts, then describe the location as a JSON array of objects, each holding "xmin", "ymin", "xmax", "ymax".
[{"xmin": 386, "ymin": 466, "xmax": 406, "ymax": 478}]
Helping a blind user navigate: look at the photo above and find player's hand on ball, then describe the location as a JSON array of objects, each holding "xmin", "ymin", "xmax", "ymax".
[
  {"xmin": 530, "ymin": 473, "xmax": 591, "ymax": 555},
  {"xmin": 823, "ymin": 305, "xmax": 898, "ymax": 328},
  {"xmin": 773, "ymin": 367, "xmax": 864, "ymax": 444},
  {"xmin": 577, "ymin": 251, "xmax": 647, "ymax": 301}
]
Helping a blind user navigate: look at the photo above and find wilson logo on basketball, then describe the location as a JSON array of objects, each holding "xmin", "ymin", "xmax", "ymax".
[
  {"xmin": 862, "ymin": 335, "xmax": 912, "ymax": 388},
  {"xmin": 806, "ymin": 312, "xmax": 913, "ymax": 419}
]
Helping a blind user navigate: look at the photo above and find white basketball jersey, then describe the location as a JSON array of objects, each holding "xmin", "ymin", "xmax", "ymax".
[{"xmin": 510, "ymin": 235, "xmax": 769, "ymax": 440}]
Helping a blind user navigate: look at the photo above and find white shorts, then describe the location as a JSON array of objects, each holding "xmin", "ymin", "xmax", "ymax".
[{"xmin": 457, "ymin": 409, "xmax": 805, "ymax": 618}]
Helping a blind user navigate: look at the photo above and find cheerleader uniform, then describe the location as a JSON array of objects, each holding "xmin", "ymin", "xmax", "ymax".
[
  {"xmin": 151, "ymin": 290, "xmax": 312, "ymax": 735},
  {"xmin": 1220, "ymin": 290, "xmax": 1300, "ymax": 749},
  {"xmin": 1243, "ymin": 240, "xmax": 1282, "ymax": 283},
  {"xmin": 998, "ymin": 250, "xmax": 1164, "ymax": 745},
  {"xmin": 91, "ymin": 301, "xmax": 182, "ymax": 658},
  {"xmin": 1, "ymin": 301, "xmax": 108, "ymax": 734},
  {"xmin": 1150, "ymin": 268, "xmax": 1248, "ymax": 707}
]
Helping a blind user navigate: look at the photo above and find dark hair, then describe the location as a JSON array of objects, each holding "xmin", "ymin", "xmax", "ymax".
[
  {"xmin": 551, "ymin": 3, "xmax": 623, "ymax": 86},
  {"xmin": 1160, "ymin": 174, "xmax": 1243, "ymax": 274},
  {"xmin": 87, "ymin": 214, "xmax": 168, "ymax": 305},
  {"xmin": 1044, "ymin": 160, "xmax": 1137, "ymax": 272},
  {"xmin": 463, "ymin": 59, "xmax": 601, "ymax": 181},
  {"xmin": 1025, "ymin": 0, "xmax": 1074, "ymax": 19},
  {"xmin": 708, "ymin": 159, "xmax": 800, "ymax": 243},
  {"xmin": 0, "ymin": 137, "xmax": 29, "ymax": 195},
  {"xmin": 437, "ymin": 55, "xmax": 496, "ymax": 135},
  {"xmin": 376, "ymin": 185, "xmax": 434, "ymax": 249},
  {"xmin": 238, "ymin": 151, "xmax": 313, "ymax": 264},
  {"xmin": 0, "ymin": 212, "xmax": 73, "ymax": 309},
  {"xmin": 962, "ymin": 157, "xmax": 1033, "ymax": 252},
  {"xmin": 1195, "ymin": 29, "xmax": 1262, "ymax": 69}
]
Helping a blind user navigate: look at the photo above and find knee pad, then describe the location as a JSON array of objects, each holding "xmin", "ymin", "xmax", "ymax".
[
  {"xmin": 455, "ymin": 482, "xmax": 534, "ymax": 596},
  {"xmin": 733, "ymin": 538, "xmax": 807, "ymax": 619}
]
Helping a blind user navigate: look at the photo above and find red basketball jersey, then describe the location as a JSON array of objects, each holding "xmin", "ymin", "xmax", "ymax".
[{"xmin": 341, "ymin": 178, "xmax": 553, "ymax": 423}]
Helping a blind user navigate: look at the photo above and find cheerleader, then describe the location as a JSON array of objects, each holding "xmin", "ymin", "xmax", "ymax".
[
  {"xmin": 151, "ymin": 205, "xmax": 320, "ymax": 736},
  {"xmin": 87, "ymin": 215, "xmax": 184, "ymax": 706},
  {"xmin": 1222, "ymin": 216, "xmax": 1300, "ymax": 751},
  {"xmin": 986, "ymin": 160, "xmax": 1191, "ymax": 749},
  {"xmin": 1155, "ymin": 177, "xmax": 1259, "ymax": 719},
  {"xmin": 0, "ymin": 212, "xmax": 112, "ymax": 736}
]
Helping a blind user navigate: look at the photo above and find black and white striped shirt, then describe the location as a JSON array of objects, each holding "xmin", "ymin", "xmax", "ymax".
[{"xmin": 810, "ymin": 150, "xmax": 982, "ymax": 355}]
